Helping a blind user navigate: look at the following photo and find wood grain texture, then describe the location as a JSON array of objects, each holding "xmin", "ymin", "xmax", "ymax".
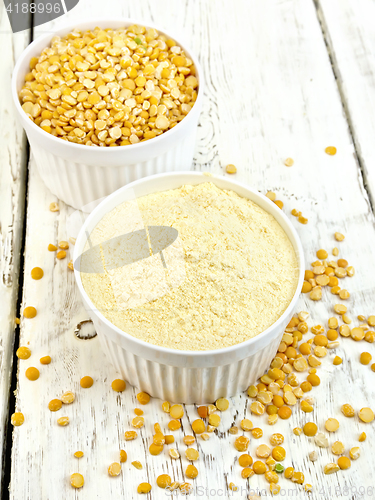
[
  {"xmin": 9, "ymin": 0, "xmax": 375, "ymax": 499},
  {"xmin": 0, "ymin": 3, "xmax": 29, "ymax": 494},
  {"xmin": 316, "ymin": 0, "xmax": 375, "ymax": 209}
]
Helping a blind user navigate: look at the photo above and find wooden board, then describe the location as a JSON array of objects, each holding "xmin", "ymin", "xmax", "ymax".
[
  {"xmin": 316, "ymin": 0, "xmax": 375, "ymax": 209},
  {"xmin": 9, "ymin": 0, "xmax": 375, "ymax": 499},
  {"xmin": 0, "ymin": 4, "xmax": 29, "ymax": 495}
]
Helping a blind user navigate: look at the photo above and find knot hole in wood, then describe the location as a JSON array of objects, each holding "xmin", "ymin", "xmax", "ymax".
[{"xmin": 74, "ymin": 320, "xmax": 97, "ymax": 340}]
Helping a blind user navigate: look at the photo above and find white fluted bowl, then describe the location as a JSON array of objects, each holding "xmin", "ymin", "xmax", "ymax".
[
  {"xmin": 74, "ymin": 172, "xmax": 304, "ymax": 403},
  {"xmin": 12, "ymin": 19, "xmax": 204, "ymax": 209}
]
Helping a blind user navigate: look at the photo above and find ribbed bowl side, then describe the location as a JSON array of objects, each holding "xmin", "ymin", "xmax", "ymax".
[
  {"xmin": 28, "ymin": 130, "xmax": 196, "ymax": 209},
  {"xmin": 97, "ymin": 332, "xmax": 282, "ymax": 404}
]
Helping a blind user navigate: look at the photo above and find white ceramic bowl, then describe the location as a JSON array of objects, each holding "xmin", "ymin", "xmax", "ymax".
[
  {"xmin": 74, "ymin": 172, "xmax": 304, "ymax": 404},
  {"xmin": 12, "ymin": 19, "xmax": 204, "ymax": 209}
]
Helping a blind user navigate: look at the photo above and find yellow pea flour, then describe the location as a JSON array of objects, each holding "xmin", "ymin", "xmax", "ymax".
[{"xmin": 81, "ymin": 182, "xmax": 299, "ymax": 351}]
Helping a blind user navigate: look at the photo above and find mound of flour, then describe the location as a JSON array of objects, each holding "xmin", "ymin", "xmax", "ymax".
[{"xmin": 81, "ymin": 182, "xmax": 299, "ymax": 351}]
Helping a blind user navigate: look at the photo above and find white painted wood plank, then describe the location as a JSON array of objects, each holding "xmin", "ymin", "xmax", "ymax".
[
  {"xmin": 0, "ymin": 3, "xmax": 29, "ymax": 494},
  {"xmin": 316, "ymin": 0, "xmax": 375, "ymax": 208},
  {"xmin": 10, "ymin": 0, "xmax": 375, "ymax": 499}
]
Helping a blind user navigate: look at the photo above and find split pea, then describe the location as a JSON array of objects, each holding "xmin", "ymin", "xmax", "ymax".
[
  {"xmin": 325, "ymin": 418, "xmax": 339, "ymax": 432},
  {"xmin": 16, "ymin": 347, "xmax": 31, "ymax": 359},
  {"xmin": 23, "ymin": 306, "xmax": 37, "ymax": 319},
  {"xmin": 136, "ymin": 392, "xmax": 150, "ymax": 405},
  {"xmin": 25, "ymin": 367, "xmax": 39, "ymax": 381},
  {"xmin": 31, "ymin": 267, "xmax": 44, "ymax": 280},
  {"xmin": 111, "ymin": 379, "xmax": 126, "ymax": 392},
  {"xmin": 226, "ymin": 164, "xmax": 237, "ymax": 174},
  {"xmin": 80, "ymin": 376, "xmax": 93, "ymax": 388},
  {"xmin": 358, "ymin": 407, "xmax": 374, "ymax": 423},
  {"xmin": 137, "ymin": 483, "xmax": 151, "ymax": 494},
  {"xmin": 70, "ymin": 473, "xmax": 84, "ymax": 488},
  {"xmin": 11, "ymin": 412, "xmax": 24, "ymax": 426}
]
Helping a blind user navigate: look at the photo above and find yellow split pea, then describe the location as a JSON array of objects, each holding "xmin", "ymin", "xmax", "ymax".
[
  {"xmin": 136, "ymin": 392, "xmax": 150, "ymax": 405},
  {"xmin": 225, "ymin": 164, "xmax": 237, "ymax": 174},
  {"xmin": 49, "ymin": 202, "xmax": 59, "ymax": 212},
  {"xmin": 185, "ymin": 448, "xmax": 199, "ymax": 461},
  {"xmin": 137, "ymin": 483, "xmax": 152, "ymax": 494},
  {"xmin": 23, "ymin": 306, "xmax": 37, "ymax": 319},
  {"xmin": 350, "ymin": 447, "xmax": 360, "ymax": 460},
  {"xmin": 31, "ymin": 267, "xmax": 44, "ymax": 280},
  {"xmin": 303, "ymin": 422, "xmax": 318, "ymax": 437},
  {"xmin": 208, "ymin": 414, "xmax": 221, "ymax": 427},
  {"xmin": 238, "ymin": 454, "xmax": 253, "ymax": 467},
  {"xmin": 61, "ymin": 391, "xmax": 75, "ymax": 404},
  {"xmin": 165, "ymin": 435, "xmax": 175, "ymax": 444},
  {"xmin": 325, "ymin": 146, "xmax": 337, "ymax": 155},
  {"xmin": 359, "ymin": 432, "xmax": 366, "ymax": 442},
  {"xmin": 253, "ymin": 461, "xmax": 267, "ymax": 475},
  {"xmin": 191, "ymin": 419, "xmax": 205, "ymax": 434},
  {"xmin": 111, "ymin": 379, "xmax": 126, "ymax": 392},
  {"xmin": 359, "ymin": 407, "xmax": 374, "ymax": 423},
  {"xmin": 57, "ymin": 416, "xmax": 69, "ymax": 426},
  {"xmin": 272, "ymin": 446, "xmax": 286, "ymax": 461},
  {"xmin": 108, "ymin": 462, "xmax": 121, "ymax": 477},
  {"xmin": 325, "ymin": 418, "xmax": 339, "ymax": 432},
  {"xmin": 360, "ymin": 352, "xmax": 372, "ymax": 365},
  {"xmin": 40, "ymin": 356, "xmax": 52, "ymax": 365},
  {"xmin": 48, "ymin": 399, "xmax": 62, "ymax": 412},
  {"xmin": 169, "ymin": 404, "xmax": 184, "ymax": 419},
  {"xmin": 70, "ymin": 473, "xmax": 84, "ymax": 488},
  {"xmin": 338, "ymin": 457, "xmax": 351, "ymax": 470},
  {"xmin": 25, "ymin": 367, "xmax": 40, "ymax": 381},
  {"xmin": 185, "ymin": 464, "xmax": 198, "ymax": 479},
  {"xmin": 256, "ymin": 444, "xmax": 271, "ymax": 458},
  {"xmin": 157, "ymin": 474, "xmax": 171, "ymax": 489},
  {"xmin": 119, "ymin": 450, "xmax": 127, "ymax": 463},
  {"xmin": 132, "ymin": 416, "xmax": 144, "ymax": 428},
  {"xmin": 341, "ymin": 404, "xmax": 355, "ymax": 417},
  {"xmin": 270, "ymin": 433, "xmax": 284, "ymax": 446},
  {"xmin": 16, "ymin": 347, "xmax": 31, "ymax": 360},
  {"xmin": 284, "ymin": 157, "xmax": 294, "ymax": 166},
  {"xmin": 168, "ymin": 419, "xmax": 181, "ymax": 431},
  {"xmin": 183, "ymin": 435, "xmax": 195, "ymax": 446},
  {"xmin": 11, "ymin": 412, "xmax": 24, "ymax": 426},
  {"xmin": 124, "ymin": 431, "xmax": 137, "ymax": 441},
  {"xmin": 234, "ymin": 436, "xmax": 250, "ymax": 452},
  {"xmin": 149, "ymin": 444, "xmax": 163, "ymax": 456},
  {"xmin": 332, "ymin": 441, "xmax": 345, "ymax": 455},
  {"xmin": 324, "ymin": 463, "xmax": 339, "ymax": 475},
  {"xmin": 153, "ymin": 432, "xmax": 165, "ymax": 445},
  {"xmin": 57, "ymin": 250, "xmax": 66, "ymax": 260},
  {"xmin": 80, "ymin": 376, "xmax": 94, "ymax": 388},
  {"xmin": 215, "ymin": 398, "xmax": 229, "ymax": 411}
]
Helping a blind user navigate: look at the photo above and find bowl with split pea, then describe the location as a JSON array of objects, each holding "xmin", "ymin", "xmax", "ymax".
[{"xmin": 12, "ymin": 19, "xmax": 204, "ymax": 209}]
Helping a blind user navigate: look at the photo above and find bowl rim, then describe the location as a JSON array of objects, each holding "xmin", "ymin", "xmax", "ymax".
[
  {"xmin": 11, "ymin": 17, "xmax": 204, "ymax": 153},
  {"xmin": 74, "ymin": 171, "xmax": 305, "ymax": 357}
]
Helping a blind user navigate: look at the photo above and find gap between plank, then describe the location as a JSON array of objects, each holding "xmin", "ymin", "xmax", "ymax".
[
  {"xmin": 313, "ymin": 0, "xmax": 375, "ymax": 215},
  {"xmin": 2, "ymin": 150, "xmax": 30, "ymax": 500},
  {"xmin": 1, "ymin": 17, "xmax": 34, "ymax": 499}
]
